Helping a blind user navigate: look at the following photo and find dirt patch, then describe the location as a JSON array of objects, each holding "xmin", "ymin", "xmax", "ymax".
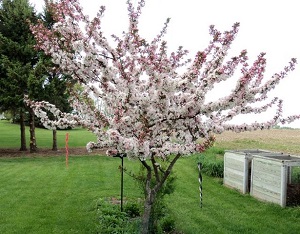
[
  {"xmin": 287, "ymin": 184, "xmax": 300, "ymax": 206},
  {"xmin": 0, "ymin": 147, "xmax": 107, "ymax": 158}
]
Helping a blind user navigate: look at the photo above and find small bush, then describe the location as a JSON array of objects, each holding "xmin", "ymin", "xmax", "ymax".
[
  {"xmin": 124, "ymin": 201, "xmax": 142, "ymax": 218},
  {"xmin": 96, "ymin": 197, "xmax": 180, "ymax": 234},
  {"xmin": 96, "ymin": 198, "xmax": 141, "ymax": 234},
  {"xmin": 196, "ymin": 147, "xmax": 225, "ymax": 178},
  {"xmin": 159, "ymin": 215, "xmax": 176, "ymax": 233}
]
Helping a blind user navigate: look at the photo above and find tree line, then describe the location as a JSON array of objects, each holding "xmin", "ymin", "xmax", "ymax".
[{"xmin": 0, "ymin": 0, "xmax": 72, "ymax": 152}]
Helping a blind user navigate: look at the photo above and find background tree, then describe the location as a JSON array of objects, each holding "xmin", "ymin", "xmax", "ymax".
[
  {"xmin": 0, "ymin": 0, "xmax": 39, "ymax": 151},
  {"xmin": 27, "ymin": 0, "xmax": 299, "ymax": 233},
  {"xmin": 33, "ymin": 0, "xmax": 72, "ymax": 151}
]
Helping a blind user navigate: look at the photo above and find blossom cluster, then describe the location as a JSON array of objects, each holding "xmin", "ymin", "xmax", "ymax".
[
  {"xmin": 24, "ymin": 96, "xmax": 78, "ymax": 130},
  {"xmin": 27, "ymin": 0, "xmax": 299, "ymax": 159}
]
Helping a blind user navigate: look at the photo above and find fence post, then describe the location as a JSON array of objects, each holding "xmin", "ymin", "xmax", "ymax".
[{"xmin": 198, "ymin": 162, "xmax": 203, "ymax": 208}]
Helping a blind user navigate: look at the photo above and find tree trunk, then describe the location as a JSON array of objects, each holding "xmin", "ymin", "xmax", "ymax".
[
  {"xmin": 139, "ymin": 153, "xmax": 181, "ymax": 233},
  {"xmin": 141, "ymin": 190, "xmax": 156, "ymax": 234},
  {"xmin": 29, "ymin": 109, "xmax": 37, "ymax": 152},
  {"xmin": 19, "ymin": 109, "xmax": 27, "ymax": 151},
  {"xmin": 52, "ymin": 129, "xmax": 58, "ymax": 151}
]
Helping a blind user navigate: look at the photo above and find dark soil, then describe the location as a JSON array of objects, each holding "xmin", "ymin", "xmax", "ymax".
[
  {"xmin": 0, "ymin": 147, "xmax": 107, "ymax": 157},
  {"xmin": 287, "ymin": 184, "xmax": 300, "ymax": 206}
]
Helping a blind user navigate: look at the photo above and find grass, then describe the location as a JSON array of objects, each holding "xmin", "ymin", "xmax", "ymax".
[
  {"xmin": 0, "ymin": 120, "xmax": 97, "ymax": 148},
  {"xmin": 2, "ymin": 154, "xmax": 300, "ymax": 233},
  {"xmin": 0, "ymin": 156, "xmax": 142, "ymax": 233},
  {"xmin": 2, "ymin": 120, "xmax": 300, "ymax": 233},
  {"xmin": 168, "ymin": 155, "xmax": 300, "ymax": 234}
]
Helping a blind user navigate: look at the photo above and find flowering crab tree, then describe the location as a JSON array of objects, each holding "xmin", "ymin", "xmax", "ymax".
[{"xmin": 26, "ymin": 0, "xmax": 299, "ymax": 232}]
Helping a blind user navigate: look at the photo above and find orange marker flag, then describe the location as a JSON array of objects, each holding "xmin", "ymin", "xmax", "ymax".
[{"xmin": 65, "ymin": 133, "xmax": 69, "ymax": 168}]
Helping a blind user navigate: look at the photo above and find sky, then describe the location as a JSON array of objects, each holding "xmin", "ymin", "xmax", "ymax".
[{"xmin": 29, "ymin": 0, "xmax": 300, "ymax": 127}]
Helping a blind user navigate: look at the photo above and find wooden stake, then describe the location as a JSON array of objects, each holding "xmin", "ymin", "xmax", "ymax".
[{"xmin": 65, "ymin": 133, "xmax": 69, "ymax": 169}]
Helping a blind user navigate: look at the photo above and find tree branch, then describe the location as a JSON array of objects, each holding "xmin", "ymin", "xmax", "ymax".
[
  {"xmin": 140, "ymin": 158, "xmax": 152, "ymax": 193},
  {"xmin": 154, "ymin": 153, "xmax": 181, "ymax": 194},
  {"xmin": 151, "ymin": 156, "xmax": 160, "ymax": 183}
]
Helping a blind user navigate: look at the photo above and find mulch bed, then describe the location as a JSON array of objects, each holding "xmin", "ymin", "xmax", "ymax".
[{"xmin": 0, "ymin": 147, "xmax": 107, "ymax": 157}]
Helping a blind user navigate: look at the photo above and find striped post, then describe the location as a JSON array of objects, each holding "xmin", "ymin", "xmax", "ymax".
[{"xmin": 198, "ymin": 162, "xmax": 203, "ymax": 208}]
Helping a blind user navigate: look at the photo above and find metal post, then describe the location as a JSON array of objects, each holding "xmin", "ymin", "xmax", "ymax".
[
  {"xmin": 113, "ymin": 153, "xmax": 127, "ymax": 212},
  {"xmin": 281, "ymin": 165, "xmax": 287, "ymax": 208},
  {"xmin": 121, "ymin": 155, "xmax": 124, "ymax": 212}
]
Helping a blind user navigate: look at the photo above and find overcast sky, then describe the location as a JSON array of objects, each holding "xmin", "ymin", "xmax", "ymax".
[{"xmin": 30, "ymin": 0, "xmax": 300, "ymax": 127}]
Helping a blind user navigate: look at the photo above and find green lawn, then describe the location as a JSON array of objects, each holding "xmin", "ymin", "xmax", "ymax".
[
  {"xmin": 169, "ymin": 156, "xmax": 300, "ymax": 234},
  {"xmin": 1, "ymin": 155, "xmax": 300, "ymax": 233},
  {"xmin": 1, "ymin": 120, "xmax": 300, "ymax": 233},
  {"xmin": 0, "ymin": 120, "xmax": 97, "ymax": 148},
  {"xmin": 0, "ymin": 156, "xmax": 141, "ymax": 234}
]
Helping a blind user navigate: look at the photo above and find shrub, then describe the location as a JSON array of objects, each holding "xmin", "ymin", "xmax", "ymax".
[
  {"xmin": 96, "ymin": 197, "xmax": 178, "ymax": 233},
  {"xmin": 96, "ymin": 198, "xmax": 141, "ymax": 234},
  {"xmin": 124, "ymin": 201, "xmax": 142, "ymax": 218},
  {"xmin": 159, "ymin": 215, "xmax": 176, "ymax": 233},
  {"xmin": 196, "ymin": 147, "xmax": 225, "ymax": 178}
]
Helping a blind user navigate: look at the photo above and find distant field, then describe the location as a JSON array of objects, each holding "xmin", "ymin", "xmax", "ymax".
[{"xmin": 215, "ymin": 129, "xmax": 300, "ymax": 154}]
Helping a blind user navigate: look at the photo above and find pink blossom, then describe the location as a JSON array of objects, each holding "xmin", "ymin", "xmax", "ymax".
[{"xmin": 25, "ymin": 0, "xmax": 299, "ymax": 160}]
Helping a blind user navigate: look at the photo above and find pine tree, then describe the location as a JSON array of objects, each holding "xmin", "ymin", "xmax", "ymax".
[
  {"xmin": 35, "ymin": 0, "xmax": 72, "ymax": 150},
  {"xmin": 0, "ymin": 0, "xmax": 38, "ymax": 151}
]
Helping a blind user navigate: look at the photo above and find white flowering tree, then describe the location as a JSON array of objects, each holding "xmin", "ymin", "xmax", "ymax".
[{"xmin": 26, "ymin": 0, "xmax": 299, "ymax": 232}]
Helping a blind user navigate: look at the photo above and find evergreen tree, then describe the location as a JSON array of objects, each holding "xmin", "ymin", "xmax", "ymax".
[
  {"xmin": 0, "ymin": 0, "xmax": 38, "ymax": 151},
  {"xmin": 34, "ymin": 0, "xmax": 72, "ymax": 150}
]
